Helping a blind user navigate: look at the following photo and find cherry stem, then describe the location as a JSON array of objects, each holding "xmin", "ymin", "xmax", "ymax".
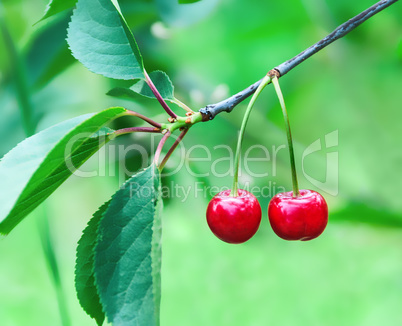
[
  {"xmin": 125, "ymin": 110, "xmax": 162, "ymax": 128},
  {"xmin": 159, "ymin": 128, "xmax": 189, "ymax": 170},
  {"xmin": 114, "ymin": 127, "xmax": 161, "ymax": 137},
  {"xmin": 144, "ymin": 69, "xmax": 177, "ymax": 119},
  {"xmin": 154, "ymin": 131, "xmax": 171, "ymax": 166},
  {"xmin": 231, "ymin": 74, "xmax": 272, "ymax": 197},
  {"xmin": 271, "ymin": 75, "xmax": 300, "ymax": 198}
]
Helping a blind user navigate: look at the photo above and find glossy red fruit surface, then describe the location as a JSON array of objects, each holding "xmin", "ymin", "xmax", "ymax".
[
  {"xmin": 206, "ymin": 189, "xmax": 262, "ymax": 244},
  {"xmin": 268, "ymin": 189, "xmax": 328, "ymax": 241}
]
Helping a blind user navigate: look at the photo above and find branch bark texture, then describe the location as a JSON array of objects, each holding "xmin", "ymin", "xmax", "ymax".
[{"xmin": 199, "ymin": 0, "xmax": 399, "ymax": 120}]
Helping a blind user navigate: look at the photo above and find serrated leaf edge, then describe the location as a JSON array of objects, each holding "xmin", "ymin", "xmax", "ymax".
[
  {"xmin": 75, "ymin": 201, "xmax": 110, "ymax": 325},
  {"xmin": 94, "ymin": 164, "xmax": 161, "ymax": 325},
  {"xmin": 66, "ymin": 0, "xmax": 145, "ymax": 81}
]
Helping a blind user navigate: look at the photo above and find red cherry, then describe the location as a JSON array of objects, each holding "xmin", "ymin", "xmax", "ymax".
[
  {"xmin": 268, "ymin": 189, "xmax": 328, "ymax": 241},
  {"xmin": 206, "ymin": 189, "xmax": 262, "ymax": 244}
]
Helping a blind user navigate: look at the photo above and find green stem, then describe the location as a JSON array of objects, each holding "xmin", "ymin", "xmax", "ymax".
[
  {"xmin": 37, "ymin": 211, "xmax": 71, "ymax": 326},
  {"xmin": 271, "ymin": 76, "xmax": 299, "ymax": 197},
  {"xmin": 1, "ymin": 18, "xmax": 71, "ymax": 326},
  {"xmin": 231, "ymin": 74, "xmax": 272, "ymax": 197},
  {"xmin": 173, "ymin": 97, "xmax": 194, "ymax": 113},
  {"xmin": 161, "ymin": 112, "xmax": 203, "ymax": 133}
]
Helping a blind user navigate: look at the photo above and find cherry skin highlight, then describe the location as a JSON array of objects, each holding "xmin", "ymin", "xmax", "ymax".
[
  {"xmin": 206, "ymin": 189, "xmax": 262, "ymax": 244},
  {"xmin": 268, "ymin": 189, "xmax": 328, "ymax": 241}
]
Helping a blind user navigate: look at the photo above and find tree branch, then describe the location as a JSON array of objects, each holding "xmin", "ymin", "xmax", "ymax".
[
  {"xmin": 199, "ymin": 0, "xmax": 399, "ymax": 120},
  {"xmin": 275, "ymin": 0, "xmax": 398, "ymax": 76}
]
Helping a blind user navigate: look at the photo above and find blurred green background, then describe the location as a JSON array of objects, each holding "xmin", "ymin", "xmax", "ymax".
[{"xmin": 1, "ymin": 0, "xmax": 402, "ymax": 325}]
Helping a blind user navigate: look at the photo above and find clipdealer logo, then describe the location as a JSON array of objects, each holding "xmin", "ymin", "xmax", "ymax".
[
  {"xmin": 302, "ymin": 130, "xmax": 339, "ymax": 196},
  {"xmin": 64, "ymin": 130, "xmax": 339, "ymax": 198}
]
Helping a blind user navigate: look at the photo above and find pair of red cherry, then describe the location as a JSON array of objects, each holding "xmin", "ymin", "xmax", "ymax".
[
  {"xmin": 206, "ymin": 188, "xmax": 328, "ymax": 243},
  {"xmin": 206, "ymin": 74, "xmax": 328, "ymax": 243}
]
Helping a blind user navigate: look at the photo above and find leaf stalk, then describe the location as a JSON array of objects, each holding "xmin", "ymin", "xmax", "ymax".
[
  {"xmin": 125, "ymin": 110, "xmax": 162, "ymax": 128},
  {"xmin": 154, "ymin": 131, "xmax": 171, "ymax": 166},
  {"xmin": 114, "ymin": 127, "xmax": 161, "ymax": 137},
  {"xmin": 159, "ymin": 129, "xmax": 189, "ymax": 170},
  {"xmin": 144, "ymin": 69, "xmax": 177, "ymax": 119}
]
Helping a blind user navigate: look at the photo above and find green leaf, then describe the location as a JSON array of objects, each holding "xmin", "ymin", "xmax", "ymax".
[
  {"xmin": 38, "ymin": 0, "xmax": 77, "ymax": 23},
  {"xmin": 107, "ymin": 70, "xmax": 175, "ymax": 102},
  {"xmin": 67, "ymin": 0, "xmax": 144, "ymax": 80},
  {"xmin": 151, "ymin": 179, "xmax": 163, "ymax": 326},
  {"xmin": 95, "ymin": 164, "xmax": 162, "ymax": 326},
  {"xmin": 75, "ymin": 201, "xmax": 110, "ymax": 326},
  {"xmin": 27, "ymin": 16, "xmax": 75, "ymax": 89},
  {"xmin": 179, "ymin": 0, "xmax": 202, "ymax": 4},
  {"xmin": 331, "ymin": 201, "xmax": 402, "ymax": 228},
  {"xmin": 0, "ymin": 107, "xmax": 126, "ymax": 234}
]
